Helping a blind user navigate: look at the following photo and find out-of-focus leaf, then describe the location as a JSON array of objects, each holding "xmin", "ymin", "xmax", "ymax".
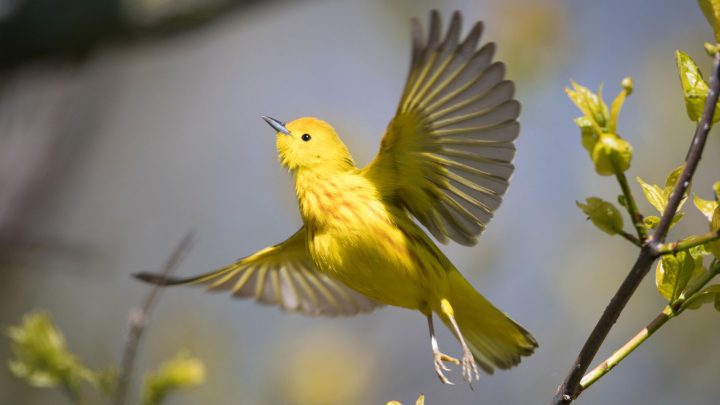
[
  {"xmin": 656, "ymin": 252, "xmax": 695, "ymax": 302},
  {"xmin": 416, "ymin": 394, "xmax": 425, "ymax": 405},
  {"xmin": 141, "ymin": 351, "xmax": 206, "ymax": 405},
  {"xmin": 576, "ymin": 197, "xmax": 624, "ymax": 235},
  {"xmin": 694, "ymin": 194, "xmax": 718, "ymax": 220},
  {"xmin": 7, "ymin": 311, "xmax": 95, "ymax": 396},
  {"xmin": 698, "ymin": 0, "xmax": 720, "ymax": 42},
  {"xmin": 676, "ymin": 50, "xmax": 720, "ymax": 123},
  {"xmin": 685, "ymin": 245, "xmax": 710, "ymax": 292},
  {"xmin": 575, "ymin": 117, "xmax": 598, "ymax": 154},
  {"xmin": 710, "ymin": 207, "xmax": 720, "ymax": 258},
  {"xmin": 591, "ymin": 133, "xmax": 632, "ymax": 175},
  {"xmin": 644, "ymin": 215, "xmax": 660, "ymax": 230},
  {"xmin": 685, "ymin": 284, "xmax": 720, "ymax": 310},
  {"xmin": 713, "ymin": 181, "xmax": 720, "ymax": 200},
  {"xmin": 638, "ymin": 177, "xmax": 667, "ymax": 212},
  {"xmin": 96, "ymin": 367, "xmax": 117, "ymax": 398},
  {"xmin": 671, "ymin": 212, "xmax": 685, "ymax": 228}
]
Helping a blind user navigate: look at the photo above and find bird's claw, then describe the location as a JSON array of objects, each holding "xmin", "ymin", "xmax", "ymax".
[
  {"xmin": 460, "ymin": 345, "xmax": 480, "ymax": 387},
  {"xmin": 433, "ymin": 351, "xmax": 460, "ymax": 384}
]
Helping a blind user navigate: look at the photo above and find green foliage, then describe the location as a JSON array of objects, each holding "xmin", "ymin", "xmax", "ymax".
[
  {"xmin": 7, "ymin": 311, "xmax": 96, "ymax": 399},
  {"xmin": 685, "ymin": 284, "xmax": 720, "ymax": 310},
  {"xmin": 141, "ymin": 351, "xmax": 206, "ymax": 405},
  {"xmin": 7, "ymin": 310, "xmax": 206, "ymax": 405},
  {"xmin": 637, "ymin": 165, "xmax": 688, "ymax": 229},
  {"xmin": 560, "ymin": 2, "xmax": 720, "ymax": 400},
  {"xmin": 698, "ymin": 0, "xmax": 720, "ymax": 41},
  {"xmin": 676, "ymin": 50, "xmax": 720, "ymax": 123},
  {"xmin": 656, "ymin": 252, "xmax": 696, "ymax": 303},
  {"xmin": 693, "ymin": 194, "xmax": 720, "ymax": 258},
  {"xmin": 576, "ymin": 197, "xmax": 624, "ymax": 235},
  {"xmin": 566, "ymin": 80, "xmax": 634, "ymax": 176}
]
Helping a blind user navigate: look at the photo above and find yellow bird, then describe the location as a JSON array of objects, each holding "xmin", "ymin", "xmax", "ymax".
[{"xmin": 135, "ymin": 10, "xmax": 536, "ymax": 385}]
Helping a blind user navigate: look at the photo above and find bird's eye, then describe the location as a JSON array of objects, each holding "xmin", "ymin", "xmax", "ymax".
[{"xmin": 301, "ymin": 133, "xmax": 311, "ymax": 142}]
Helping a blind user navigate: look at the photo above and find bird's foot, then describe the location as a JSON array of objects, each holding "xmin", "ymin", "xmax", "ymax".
[
  {"xmin": 433, "ymin": 350, "xmax": 460, "ymax": 385},
  {"xmin": 460, "ymin": 343, "xmax": 480, "ymax": 387}
]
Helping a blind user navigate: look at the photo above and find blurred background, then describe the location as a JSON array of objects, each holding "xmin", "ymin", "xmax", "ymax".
[{"xmin": 1, "ymin": 0, "xmax": 719, "ymax": 404}]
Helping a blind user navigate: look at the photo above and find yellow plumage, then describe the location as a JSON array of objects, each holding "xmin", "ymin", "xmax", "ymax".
[{"xmin": 135, "ymin": 10, "xmax": 536, "ymax": 385}]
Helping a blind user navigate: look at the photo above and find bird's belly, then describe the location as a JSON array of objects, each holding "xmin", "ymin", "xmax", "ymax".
[{"xmin": 309, "ymin": 225, "xmax": 446, "ymax": 310}]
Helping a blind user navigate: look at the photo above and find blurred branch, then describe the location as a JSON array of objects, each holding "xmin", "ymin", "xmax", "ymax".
[
  {"xmin": 113, "ymin": 232, "xmax": 194, "ymax": 405},
  {"xmin": 0, "ymin": 0, "xmax": 274, "ymax": 70},
  {"xmin": 553, "ymin": 51, "xmax": 720, "ymax": 404}
]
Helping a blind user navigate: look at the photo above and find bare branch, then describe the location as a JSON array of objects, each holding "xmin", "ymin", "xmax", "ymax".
[{"xmin": 113, "ymin": 232, "xmax": 194, "ymax": 405}]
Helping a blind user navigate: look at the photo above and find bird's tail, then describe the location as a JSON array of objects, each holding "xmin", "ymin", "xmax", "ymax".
[{"xmin": 438, "ymin": 270, "xmax": 537, "ymax": 374}]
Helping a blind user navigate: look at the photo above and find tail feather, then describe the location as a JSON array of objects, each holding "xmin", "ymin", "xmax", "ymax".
[
  {"xmin": 439, "ymin": 271, "xmax": 537, "ymax": 374},
  {"xmin": 133, "ymin": 271, "xmax": 212, "ymax": 286}
]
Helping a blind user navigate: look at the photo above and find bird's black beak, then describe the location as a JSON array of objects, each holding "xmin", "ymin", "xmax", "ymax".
[{"xmin": 262, "ymin": 116, "xmax": 290, "ymax": 135}]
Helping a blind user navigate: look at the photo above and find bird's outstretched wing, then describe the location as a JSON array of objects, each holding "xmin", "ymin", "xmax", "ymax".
[
  {"xmin": 363, "ymin": 10, "xmax": 520, "ymax": 246},
  {"xmin": 134, "ymin": 228, "xmax": 379, "ymax": 316}
]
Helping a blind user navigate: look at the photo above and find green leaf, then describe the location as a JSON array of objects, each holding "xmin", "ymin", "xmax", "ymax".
[
  {"xmin": 665, "ymin": 164, "xmax": 690, "ymax": 210},
  {"xmin": 591, "ymin": 133, "xmax": 633, "ymax": 175},
  {"xmin": 617, "ymin": 194, "xmax": 628, "ymax": 208},
  {"xmin": 575, "ymin": 116, "xmax": 598, "ymax": 155},
  {"xmin": 7, "ymin": 311, "xmax": 95, "ymax": 397},
  {"xmin": 609, "ymin": 77, "xmax": 633, "ymax": 133},
  {"xmin": 566, "ymin": 81, "xmax": 607, "ymax": 134},
  {"xmin": 141, "ymin": 351, "xmax": 206, "ymax": 405},
  {"xmin": 685, "ymin": 284, "xmax": 720, "ymax": 310},
  {"xmin": 96, "ymin": 367, "xmax": 117, "ymax": 398},
  {"xmin": 644, "ymin": 215, "xmax": 660, "ymax": 230},
  {"xmin": 698, "ymin": 0, "xmax": 720, "ymax": 42},
  {"xmin": 671, "ymin": 212, "xmax": 685, "ymax": 228},
  {"xmin": 710, "ymin": 206, "xmax": 720, "ymax": 258},
  {"xmin": 664, "ymin": 164, "xmax": 685, "ymax": 191},
  {"xmin": 637, "ymin": 177, "xmax": 667, "ymax": 212},
  {"xmin": 676, "ymin": 50, "xmax": 720, "ymax": 123},
  {"xmin": 656, "ymin": 252, "xmax": 695, "ymax": 302},
  {"xmin": 693, "ymin": 194, "xmax": 718, "ymax": 220},
  {"xmin": 576, "ymin": 197, "xmax": 625, "ymax": 235}
]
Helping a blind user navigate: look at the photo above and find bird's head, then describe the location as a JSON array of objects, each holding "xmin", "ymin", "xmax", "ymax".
[{"xmin": 263, "ymin": 116, "xmax": 354, "ymax": 172}]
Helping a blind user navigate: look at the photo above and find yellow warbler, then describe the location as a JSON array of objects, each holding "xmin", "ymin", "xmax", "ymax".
[{"xmin": 135, "ymin": 10, "xmax": 537, "ymax": 385}]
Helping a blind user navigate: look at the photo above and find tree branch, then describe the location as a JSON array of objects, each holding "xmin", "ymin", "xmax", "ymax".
[
  {"xmin": 657, "ymin": 230, "xmax": 720, "ymax": 256},
  {"xmin": 579, "ymin": 259, "xmax": 719, "ymax": 394},
  {"xmin": 616, "ymin": 172, "xmax": 647, "ymax": 241},
  {"xmin": 578, "ymin": 308, "xmax": 672, "ymax": 392},
  {"xmin": 112, "ymin": 232, "xmax": 194, "ymax": 405},
  {"xmin": 552, "ymin": 51, "xmax": 720, "ymax": 404}
]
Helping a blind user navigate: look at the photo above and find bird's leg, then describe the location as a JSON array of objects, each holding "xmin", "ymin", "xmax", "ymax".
[
  {"xmin": 440, "ymin": 298, "xmax": 480, "ymax": 386},
  {"xmin": 427, "ymin": 313, "xmax": 460, "ymax": 385}
]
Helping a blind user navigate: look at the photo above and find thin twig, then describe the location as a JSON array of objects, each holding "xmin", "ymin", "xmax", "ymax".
[
  {"xmin": 657, "ymin": 230, "xmax": 720, "ymax": 256},
  {"xmin": 113, "ymin": 232, "xmax": 195, "ymax": 405},
  {"xmin": 579, "ymin": 308, "xmax": 672, "ymax": 392},
  {"xmin": 579, "ymin": 259, "xmax": 719, "ymax": 393},
  {"xmin": 617, "ymin": 229, "xmax": 642, "ymax": 246},
  {"xmin": 616, "ymin": 172, "xmax": 647, "ymax": 241},
  {"xmin": 552, "ymin": 51, "xmax": 720, "ymax": 404}
]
